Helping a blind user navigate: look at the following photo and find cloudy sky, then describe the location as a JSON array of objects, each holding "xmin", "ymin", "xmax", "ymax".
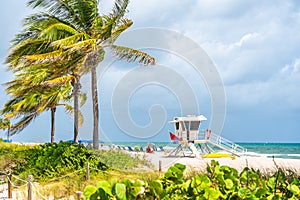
[{"xmin": 1, "ymin": 0, "xmax": 300, "ymax": 143}]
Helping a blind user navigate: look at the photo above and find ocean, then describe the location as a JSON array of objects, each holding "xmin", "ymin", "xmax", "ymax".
[
  {"xmin": 238, "ymin": 143, "xmax": 300, "ymax": 159},
  {"xmin": 109, "ymin": 142, "xmax": 300, "ymax": 159}
]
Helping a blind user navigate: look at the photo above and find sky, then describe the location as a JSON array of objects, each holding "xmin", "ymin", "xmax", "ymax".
[{"xmin": 0, "ymin": 0, "xmax": 300, "ymax": 143}]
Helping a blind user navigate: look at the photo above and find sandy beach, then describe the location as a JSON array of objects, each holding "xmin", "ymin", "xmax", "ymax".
[{"xmin": 141, "ymin": 151, "xmax": 300, "ymax": 174}]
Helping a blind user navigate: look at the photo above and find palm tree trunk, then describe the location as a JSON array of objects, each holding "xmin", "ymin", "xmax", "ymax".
[
  {"xmin": 91, "ymin": 64, "xmax": 99, "ymax": 149},
  {"xmin": 7, "ymin": 126, "xmax": 10, "ymax": 141},
  {"xmin": 50, "ymin": 107, "xmax": 56, "ymax": 143},
  {"xmin": 73, "ymin": 75, "xmax": 80, "ymax": 143}
]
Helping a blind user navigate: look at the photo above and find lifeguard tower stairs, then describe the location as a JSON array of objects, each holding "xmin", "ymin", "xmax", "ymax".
[{"xmin": 168, "ymin": 115, "xmax": 247, "ymax": 158}]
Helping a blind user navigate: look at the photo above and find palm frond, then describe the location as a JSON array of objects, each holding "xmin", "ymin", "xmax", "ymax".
[
  {"xmin": 0, "ymin": 118, "xmax": 11, "ymax": 130},
  {"xmin": 6, "ymin": 39, "xmax": 52, "ymax": 67},
  {"xmin": 110, "ymin": 45, "xmax": 156, "ymax": 65},
  {"xmin": 111, "ymin": 0, "xmax": 129, "ymax": 20},
  {"xmin": 107, "ymin": 18, "xmax": 132, "ymax": 43},
  {"xmin": 27, "ymin": 0, "xmax": 76, "ymax": 22},
  {"xmin": 41, "ymin": 75, "xmax": 74, "ymax": 86},
  {"xmin": 37, "ymin": 91, "xmax": 60, "ymax": 112},
  {"xmin": 64, "ymin": 104, "xmax": 74, "ymax": 116},
  {"xmin": 23, "ymin": 49, "xmax": 64, "ymax": 64},
  {"xmin": 91, "ymin": 16, "xmax": 103, "ymax": 36},
  {"xmin": 66, "ymin": 39, "xmax": 97, "ymax": 53},
  {"xmin": 10, "ymin": 114, "xmax": 38, "ymax": 135},
  {"xmin": 51, "ymin": 33, "xmax": 90, "ymax": 48},
  {"xmin": 39, "ymin": 22, "xmax": 77, "ymax": 41},
  {"xmin": 79, "ymin": 93, "xmax": 87, "ymax": 107},
  {"xmin": 99, "ymin": 0, "xmax": 129, "ymax": 40},
  {"xmin": 71, "ymin": 0, "xmax": 99, "ymax": 31},
  {"xmin": 64, "ymin": 104, "xmax": 84, "ymax": 127}
]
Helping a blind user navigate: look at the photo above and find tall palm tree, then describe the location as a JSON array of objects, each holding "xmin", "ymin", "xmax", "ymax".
[
  {"xmin": 6, "ymin": 0, "xmax": 156, "ymax": 146},
  {"xmin": 23, "ymin": 0, "xmax": 156, "ymax": 148}
]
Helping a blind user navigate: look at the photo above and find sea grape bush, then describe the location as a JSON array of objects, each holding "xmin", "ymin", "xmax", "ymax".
[
  {"xmin": 12, "ymin": 142, "xmax": 107, "ymax": 181},
  {"xmin": 83, "ymin": 160, "xmax": 300, "ymax": 200}
]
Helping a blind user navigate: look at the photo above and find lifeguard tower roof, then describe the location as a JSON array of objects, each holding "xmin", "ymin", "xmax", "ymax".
[{"xmin": 170, "ymin": 115, "xmax": 207, "ymax": 123}]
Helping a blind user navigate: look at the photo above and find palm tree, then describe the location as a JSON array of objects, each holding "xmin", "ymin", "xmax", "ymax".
[
  {"xmin": 0, "ymin": 118, "xmax": 11, "ymax": 141},
  {"xmin": 6, "ymin": 0, "xmax": 156, "ymax": 146},
  {"xmin": 2, "ymin": 63, "xmax": 86, "ymax": 143},
  {"xmin": 6, "ymin": 15, "xmax": 86, "ymax": 143},
  {"xmin": 23, "ymin": 0, "xmax": 156, "ymax": 148}
]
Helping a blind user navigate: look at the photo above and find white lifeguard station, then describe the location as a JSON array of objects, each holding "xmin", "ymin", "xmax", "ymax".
[
  {"xmin": 168, "ymin": 115, "xmax": 247, "ymax": 158},
  {"xmin": 172, "ymin": 115, "xmax": 207, "ymax": 142}
]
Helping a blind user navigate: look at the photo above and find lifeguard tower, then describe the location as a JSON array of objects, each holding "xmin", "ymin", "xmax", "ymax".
[{"xmin": 168, "ymin": 115, "xmax": 247, "ymax": 158}]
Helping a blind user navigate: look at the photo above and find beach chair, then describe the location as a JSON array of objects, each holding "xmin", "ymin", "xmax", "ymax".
[
  {"xmin": 127, "ymin": 146, "xmax": 134, "ymax": 151},
  {"xmin": 140, "ymin": 147, "xmax": 144, "ymax": 152},
  {"xmin": 159, "ymin": 146, "xmax": 165, "ymax": 152}
]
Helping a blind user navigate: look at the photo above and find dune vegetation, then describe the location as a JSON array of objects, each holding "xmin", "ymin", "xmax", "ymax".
[{"xmin": 1, "ymin": 141, "xmax": 300, "ymax": 199}]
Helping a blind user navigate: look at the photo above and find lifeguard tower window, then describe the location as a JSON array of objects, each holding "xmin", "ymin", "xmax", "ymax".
[
  {"xmin": 184, "ymin": 122, "xmax": 190, "ymax": 131},
  {"xmin": 190, "ymin": 121, "xmax": 200, "ymax": 130},
  {"xmin": 175, "ymin": 122, "xmax": 179, "ymax": 130}
]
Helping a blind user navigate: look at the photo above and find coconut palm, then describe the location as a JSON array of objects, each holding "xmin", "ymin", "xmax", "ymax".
[
  {"xmin": 6, "ymin": 14, "xmax": 85, "ymax": 143},
  {"xmin": 2, "ymin": 63, "xmax": 86, "ymax": 143},
  {"xmin": 10, "ymin": 0, "xmax": 156, "ymax": 148}
]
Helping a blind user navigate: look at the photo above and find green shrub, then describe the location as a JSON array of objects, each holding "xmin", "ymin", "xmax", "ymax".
[
  {"xmin": 0, "ymin": 141, "xmax": 34, "ymax": 171},
  {"xmin": 12, "ymin": 142, "xmax": 107, "ymax": 181},
  {"xmin": 83, "ymin": 160, "xmax": 300, "ymax": 200}
]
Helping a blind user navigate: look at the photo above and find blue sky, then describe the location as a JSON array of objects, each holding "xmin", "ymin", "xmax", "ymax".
[{"xmin": 1, "ymin": 0, "xmax": 300, "ymax": 143}]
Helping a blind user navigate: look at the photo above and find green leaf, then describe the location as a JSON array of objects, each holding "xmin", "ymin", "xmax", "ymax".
[
  {"xmin": 267, "ymin": 177, "xmax": 276, "ymax": 190},
  {"xmin": 130, "ymin": 179, "xmax": 145, "ymax": 197},
  {"xmin": 255, "ymin": 188, "xmax": 268, "ymax": 198},
  {"xmin": 97, "ymin": 180, "xmax": 112, "ymax": 196},
  {"xmin": 238, "ymin": 188, "xmax": 253, "ymax": 199},
  {"xmin": 164, "ymin": 163, "xmax": 186, "ymax": 182},
  {"xmin": 204, "ymin": 188, "xmax": 219, "ymax": 200},
  {"xmin": 110, "ymin": 178, "xmax": 118, "ymax": 186},
  {"xmin": 173, "ymin": 163, "xmax": 186, "ymax": 171},
  {"xmin": 115, "ymin": 183, "xmax": 127, "ymax": 200},
  {"xmin": 149, "ymin": 180, "xmax": 164, "ymax": 196},
  {"xmin": 225, "ymin": 179, "xmax": 234, "ymax": 190},
  {"xmin": 211, "ymin": 160, "xmax": 219, "ymax": 167},
  {"xmin": 289, "ymin": 184, "xmax": 300, "ymax": 195},
  {"xmin": 191, "ymin": 174, "xmax": 211, "ymax": 190},
  {"xmin": 84, "ymin": 185, "xmax": 97, "ymax": 199},
  {"xmin": 206, "ymin": 164, "xmax": 212, "ymax": 174}
]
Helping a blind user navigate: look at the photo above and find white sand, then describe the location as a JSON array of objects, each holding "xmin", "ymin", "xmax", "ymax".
[{"xmin": 142, "ymin": 152, "xmax": 300, "ymax": 174}]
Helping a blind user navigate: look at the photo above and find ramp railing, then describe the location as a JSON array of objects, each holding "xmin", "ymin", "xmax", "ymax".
[{"xmin": 207, "ymin": 132, "xmax": 247, "ymax": 156}]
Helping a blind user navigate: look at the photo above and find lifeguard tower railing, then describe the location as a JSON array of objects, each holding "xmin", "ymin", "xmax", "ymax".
[{"xmin": 197, "ymin": 131, "xmax": 247, "ymax": 156}]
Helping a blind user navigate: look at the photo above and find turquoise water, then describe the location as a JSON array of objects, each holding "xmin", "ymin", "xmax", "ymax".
[
  {"xmin": 238, "ymin": 143, "xmax": 300, "ymax": 159},
  {"xmin": 109, "ymin": 142, "xmax": 300, "ymax": 159}
]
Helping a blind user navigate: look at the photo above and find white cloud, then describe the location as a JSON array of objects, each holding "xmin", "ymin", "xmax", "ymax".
[
  {"xmin": 227, "ymin": 57, "xmax": 300, "ymax": 110},
  {"xmin": 233, "ymin": 33, "xmax": 259, "ymax": 48}
]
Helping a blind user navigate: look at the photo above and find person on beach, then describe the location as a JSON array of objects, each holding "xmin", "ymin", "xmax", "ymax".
[
  {"xmin": 147, "ymin": 143, "xmax": 154, "ymax": 153},
  {"xmin": 206, "ymin": 129, "xmax": 211, "ymax": 140}
]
